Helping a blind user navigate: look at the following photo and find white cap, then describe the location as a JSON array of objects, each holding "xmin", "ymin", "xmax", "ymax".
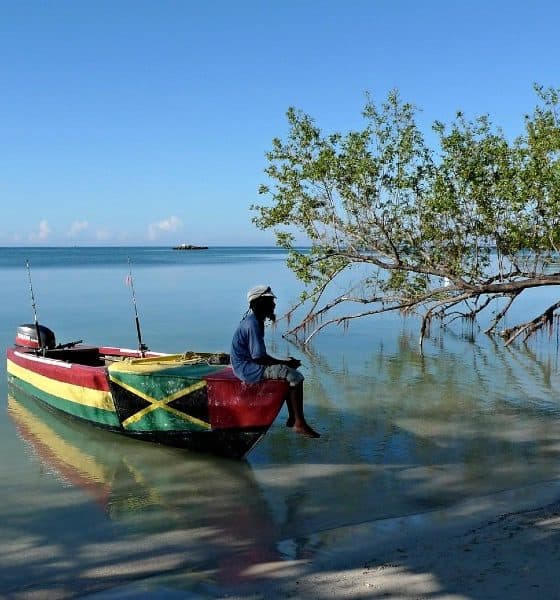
[{"xmin": 247, "ymin": 285, "xmax": 276, "ymax": 303}]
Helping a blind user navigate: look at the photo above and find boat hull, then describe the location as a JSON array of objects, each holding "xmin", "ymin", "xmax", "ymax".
[
  {"xmin": 7, "ymin": 348, "xmax": 120, "ymax": 427},
  {"xmin": 6, "ymin": 347, "xmax": 289, "ymax": 459}
]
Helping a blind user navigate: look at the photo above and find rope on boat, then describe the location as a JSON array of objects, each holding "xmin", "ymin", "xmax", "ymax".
[
  {"xmin": 181, "ymin": 351, "xmax": 230, "ymax": 365},
  {"xmin": 113, "ymin": 352, "xmax": 230, "ymax": 368}
]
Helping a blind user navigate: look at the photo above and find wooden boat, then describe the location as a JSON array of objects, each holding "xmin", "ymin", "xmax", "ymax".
[{"xmin": 6, "ymin": 324, "xmax": 289, "ymax": 459}]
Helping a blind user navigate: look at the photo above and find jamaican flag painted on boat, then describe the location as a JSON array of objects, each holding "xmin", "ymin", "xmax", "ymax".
[
  {"xmin": 107, "ymin": 354, "xmax": 289, "ymax": 457},
  {"xmin": 108, "ymin": 355, "xmax": 225, "ymax": 433}
]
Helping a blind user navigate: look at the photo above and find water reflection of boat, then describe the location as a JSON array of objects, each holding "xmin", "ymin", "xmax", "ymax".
[{"xmin": 8, "ymin": 387, "xmax": 281, "ymax": 587}]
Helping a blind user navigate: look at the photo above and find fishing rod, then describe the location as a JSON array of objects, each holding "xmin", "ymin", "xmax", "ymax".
[
  {"xmin": 25, "ymin": 259, "xmax": 44, "ymax": 354},
  {"xmin": 126, "ymin": 257, "xmax": 148, "ymax": 357}
]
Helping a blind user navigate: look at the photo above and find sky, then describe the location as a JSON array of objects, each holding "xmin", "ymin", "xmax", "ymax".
[{"xmin": 1, "ymin": 0, "xmax": 559, "ymax": 246}]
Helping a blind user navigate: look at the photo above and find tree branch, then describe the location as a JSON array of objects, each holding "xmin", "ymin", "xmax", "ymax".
[
  {"xmin": 419, "ymin": 292, "xmax": 473, "ymax": 349},
  {"xmin": 301, "ymin": 300, "xmax": 420, "ymax": 345},
  {"xmin": 280, "ymin": 263, "xmax": 352, "ymax": 336},
  {"xmin": 484, "ymin": 292, "xmax": 520, "ymax": 334},
  {"xmin": 502, "ymin": 300, "xmax": 560, "ymax": 346}
]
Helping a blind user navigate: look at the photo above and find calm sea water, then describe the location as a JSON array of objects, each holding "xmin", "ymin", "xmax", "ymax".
[{"xmin": 2, "ymin": 246, "xmax": 560, "ymax": 596}]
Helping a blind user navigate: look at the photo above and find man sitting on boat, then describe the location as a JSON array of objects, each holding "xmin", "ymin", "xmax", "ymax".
[{"xmin": 231, "ymin": 285, "xmax": 320, "ymax": 438}]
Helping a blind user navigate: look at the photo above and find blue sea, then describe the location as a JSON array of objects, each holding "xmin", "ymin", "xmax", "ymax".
[{"xmin": 2, "ymin": 246, "xmax": 560, "ymax": 596}]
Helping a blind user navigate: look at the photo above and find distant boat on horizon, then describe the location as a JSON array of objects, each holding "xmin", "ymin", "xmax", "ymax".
[{"xmin": 172, "ymin": 243, "xmax": 209, "ymax": 250}]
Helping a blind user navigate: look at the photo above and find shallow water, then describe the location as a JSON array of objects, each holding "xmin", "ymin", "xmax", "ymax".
[{"xmin": 1, "ymin": 246, "xmax": 560, "ymax": 596}]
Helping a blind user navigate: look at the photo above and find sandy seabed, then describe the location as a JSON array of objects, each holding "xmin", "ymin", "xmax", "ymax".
[
  {"xmin": 270, "ymin": 499, "xmax": 560, "ymax": 599},
  {"xmin": 66, "ymin": 480, "xmax": 560, "ymax": 600}
]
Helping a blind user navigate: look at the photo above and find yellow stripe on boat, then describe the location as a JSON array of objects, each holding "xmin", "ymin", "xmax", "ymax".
[
  {"xmin": 7, "ymin": 396, "xmax": 109, "ymax": 483},
  {"xmin": 121, "ymin": 400, "xmax": 210, "ymax": 429},
  {"xmin": 7, "ymin": 359, "xmax": 114, "ymax": 412}
]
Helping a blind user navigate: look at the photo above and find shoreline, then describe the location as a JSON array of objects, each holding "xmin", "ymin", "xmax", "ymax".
[
  {"xmin": 80, "ymin": 479, "xmax": 560, "ymax": 599},
  {"xmin": 273, "ymin": 479, "xmax": 560, "ymax": 599}
]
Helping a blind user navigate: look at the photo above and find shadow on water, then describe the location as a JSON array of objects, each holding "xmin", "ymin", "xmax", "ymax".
[
  {"xmin": 251, "ymin": 326, "xmax": 560, "ymax": 542},
  {"xmin": 3, "ymin": 389, "xmax": 284, "ymax": 597},
  {"xmin": 5, "ymin": 367, "xmax": 560, "ymax": 599},
  {"xmin": 4, "ymin": 327, "xmax": 560, "ymax": 597}
]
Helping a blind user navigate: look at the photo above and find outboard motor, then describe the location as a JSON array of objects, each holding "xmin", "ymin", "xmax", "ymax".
[{"xmin": 15, "ymin": 324, "xmax": 56, "ymax": 350}]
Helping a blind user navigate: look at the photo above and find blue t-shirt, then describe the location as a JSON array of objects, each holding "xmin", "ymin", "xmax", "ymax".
[{"xmin": 230, "ymin": 311, "xmax": 267, "ymax": 383}]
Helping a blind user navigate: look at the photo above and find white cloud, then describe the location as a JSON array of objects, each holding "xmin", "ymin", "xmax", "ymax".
[
  {"xmin": 95, "ymin": 227, "xmax": 111, "ymax": 241},
  {"xmin": 148, "ymin": 215, "xmax": 183, "ymax": 241},
  {"xmin": 68, "ymin": 220, "xmax": 89, "ymax": 237},
  {"xmin": 29, "ymin": 220, "xmax": 52, "ymax": 242}
]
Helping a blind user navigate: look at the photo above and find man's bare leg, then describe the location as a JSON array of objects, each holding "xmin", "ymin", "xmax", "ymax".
[{"xmin": 285, "ymin": 383, "xmax": 320, "ymax": 438}]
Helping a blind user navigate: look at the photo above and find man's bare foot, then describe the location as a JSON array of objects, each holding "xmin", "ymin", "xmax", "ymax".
[
  {"xmin": 286, "ymin": 417, "xmax": 295, "ymax": 428},
  {"xmin": 294, "ymin": 423, "xmax": 321, "ymax": 438}
]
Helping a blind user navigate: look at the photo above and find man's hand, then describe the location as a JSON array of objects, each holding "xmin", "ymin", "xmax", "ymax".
[{"xmin": 286, "ymin": 357, "xmax": 301, "ymax": 369}]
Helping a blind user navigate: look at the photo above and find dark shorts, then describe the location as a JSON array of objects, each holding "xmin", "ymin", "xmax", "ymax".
[{"xmin": 263, "ymin": 364, "xmax": 304, "ymax": 387}]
